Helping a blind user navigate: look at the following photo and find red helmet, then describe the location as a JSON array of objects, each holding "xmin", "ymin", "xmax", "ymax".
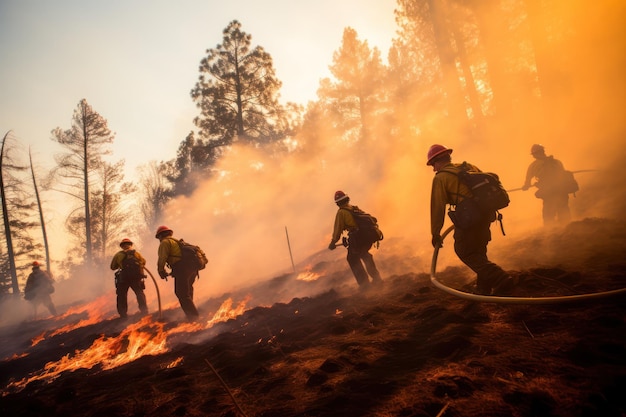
[
  {"xmin": 155, "ymin": 225, "xmax": 173, "ymax": 238},
  {"xmin": 426, "ymin": 144, "xmax": 453, "ymax": 166},
  {"xmin": 119, "ymin": 238, "xmax": 133, "ymax": 247},
  {"xmin": 334, "ymin": 190, "xmax": 349, "ymax": 203},
  {"xmin": 32, "ymin": 261, "xmax": 41, "ymax": 268}
]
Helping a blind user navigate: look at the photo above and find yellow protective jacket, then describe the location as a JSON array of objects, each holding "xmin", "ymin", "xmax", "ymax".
[
  {"xmin": 523, "ymin": 155, "xmax": 565, "ymax": 189},
  {"xmin": 157, "ymin": 236, "xmax": 182, "ymax": 275},
  {"xmin": 430, "ymin": 162, "xmax": 480, "ymax": 237},
  {"xmin": 110, "ymin": 249, "xmax": 146, "ymax": 270},
  {"xmin": 330, "ymin": 203, "xmax": 358, "ymax": 244}
]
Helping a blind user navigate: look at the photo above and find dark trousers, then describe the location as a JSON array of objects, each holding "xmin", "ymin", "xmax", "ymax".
[
  {"xmin": 31, "ymin": 295, "xmax": 57, "ymax": 317},
  {"xmin": 453, "ymin": 219, "xmax": 509, "ymax": 292},
  {"xmin": 116, "ymin": 278, "xmax": 148, "ymax": 317},
  {"xmin": 346, "ymin": 242, "xmax": 382, "ymax": 287},
  {"xmin": 542, "ymin": 194, "xmax": 570, "ymax": 225},
  {"xmin": 172, "ymin": 263, "xmax": 200, "ymax": 320}
]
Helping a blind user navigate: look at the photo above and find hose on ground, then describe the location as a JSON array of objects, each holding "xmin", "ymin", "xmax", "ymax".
[
  {"xmin": 430, "ymin": 225, "xmax": 626, "ymax": 304},
  {"xmin": 143, "ymin": 267, "xmax": 162, "ymax": 318}
]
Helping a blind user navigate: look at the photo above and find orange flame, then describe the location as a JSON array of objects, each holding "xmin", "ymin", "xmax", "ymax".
[
  {"xmin": 296, "ymin": 270, "xmax": 321, "ymax": 282},
  {"xmin": 31, "ymin": 295, "xmax": 115, "ymax": 347},
  {"xmin": 206, "ymin": 296, "xmax": 250, "ymax": 327},
  {"xmin": 6, "ymin": 297, "xmax": 252, "ymax": 394}
]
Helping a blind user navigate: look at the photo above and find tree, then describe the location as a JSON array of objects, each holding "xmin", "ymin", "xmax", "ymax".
[
  {"xmin": 0, "ymin": 131, "xmax": 41, "ymax": 296},
  {"xmin": 0, "ymin": 131, "xmax": 19, "ymax": 296},
  {"xmin": 164, "ymin": 131, "xmax": 220, "ymax": 197},
  {"xmin": 51, "ymin": 99, "xmax": 113, "ymax": 266},
  {"xmin": 90, "ymin": 160, "xmax": 137, "ymax": 262},
  {"xmin": 191, "ymin": 20, "xmax": 297, "ymax": 150},
  {"xmin": 29, "ymin": 147, "xmax": 52, "ymax": 273},
  {"xmin": 317, "ymin": 27, "xmax": 386, "ymax": 144},
  {"xmin": 139, "ymin": 160, "xmax": 171, "ymax": 233}
]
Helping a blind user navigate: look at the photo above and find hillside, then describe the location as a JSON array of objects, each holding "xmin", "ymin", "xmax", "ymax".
[{"xmin": 1, "ymin": 217, "xmax": 625, "ymax": 417}]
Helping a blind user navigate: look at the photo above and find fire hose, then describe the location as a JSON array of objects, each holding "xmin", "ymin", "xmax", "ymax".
[
  {"xmin": 430, "ymin": 225, "xmax": 626, "ymax": 304},
  {"xmin": 143, "ymin": 267, "xmax": 162, "ymax": 319},
  {"xmin": 507, "ymin": 169, "xmax": 599, "ymax": 192}
]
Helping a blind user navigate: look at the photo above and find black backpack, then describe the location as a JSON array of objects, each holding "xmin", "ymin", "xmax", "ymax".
[
  {"xmin": 440, "ymin": 162, "xmax": 509, "ymax": 233},
  {"xmin": 343, "ymin": 207, "xmax": 384, "ymax": 247},
  {"xmin": 442, "ymin": 162, "xmax": 510, "ymax": 213},
  {"xmin": 120, "ymin": 250, "xmax": 144, "ymax": 280},
  {"xmin": 177, "ymin": 239, "xmax": 209, "ymax": 271}
]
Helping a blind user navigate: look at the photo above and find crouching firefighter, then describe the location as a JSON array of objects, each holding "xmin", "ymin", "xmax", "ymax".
[
  {"xmin": 328, "ymin": 190, "xmax": 383, "ymax": 290},
  {"xmin": 110, "ymin": 238, "xmax": 148, "ymax": 318}
]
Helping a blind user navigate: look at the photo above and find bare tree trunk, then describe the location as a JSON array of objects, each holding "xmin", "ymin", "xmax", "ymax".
[
  {"xmin": 1, "ymin": 131, "xmax": 19, "ymax": 296},
  {"xmin": 427, "ymin": 0, "xmax": 468, "ymax": 122},
  {"xmin": 81, "ymin": 106, "xmax": 93, "ymax": 265},
  {"xmin": 29, "ymin": 147, "xmax": 52, "ymax": 274},
  {"xmin": 449, "ymin": 14, "xmax": 483, "ymax": 122}
]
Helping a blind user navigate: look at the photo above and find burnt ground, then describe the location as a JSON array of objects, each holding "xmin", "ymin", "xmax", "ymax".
[{"xmin": 1, "ymin": 217, "xmax": 625, "ymax": 417}]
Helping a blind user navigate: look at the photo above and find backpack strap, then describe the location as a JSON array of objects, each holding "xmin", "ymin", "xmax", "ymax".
[{"xmin": 436, "ymin": 167, "xmax": 464, "ymax": 206}]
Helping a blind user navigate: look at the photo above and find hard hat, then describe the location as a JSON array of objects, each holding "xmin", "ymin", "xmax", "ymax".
[
  {"xmin": 530, "ymin": 144, "xmax": 545, "ymax": 155},
  {"xmin": 426, "ymin": 144, "xmax": 453, "ymax": 166},
  {"xmin": 334, "ymin": 190, "xmax": 349, "ymax": 203},
  {"xmin": 155, "ymin": 225, "xmax": 173, "ymax": 238},
  {"xmin": 119, "ymin": 238, "xmax": 133, "ymax": 247},
  {"xmin": 32, "ymin": 261, "xmax": 40, "ymax": 268}
]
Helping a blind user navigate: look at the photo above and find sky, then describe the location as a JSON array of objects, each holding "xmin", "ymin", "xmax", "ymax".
[
  {"xmin": 0, "ymin": 0, "xmax": 397, "ymax": 173},
  {"xmin": 0, "ymin": 0, "xmax": 398, "ymax": 290}
]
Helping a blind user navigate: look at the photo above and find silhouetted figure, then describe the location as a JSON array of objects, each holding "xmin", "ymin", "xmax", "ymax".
[
  {"xmin": 522, "ymin": 144, "xmax": 573, "ymax": 225},
  {"xmin": 24, "ymin": 261, "xmax": 57, "ymax": 317}
]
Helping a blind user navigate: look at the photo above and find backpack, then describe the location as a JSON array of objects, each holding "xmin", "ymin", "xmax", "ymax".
[
  {"xmin": 445, "ymin": 162, "xmax": 510, "ymax": 213},
  {"xmin": 535, "ymin": 157, "xmax": 578, "ymax": 198},
  {"xmin": 343, "ymin": 207, "xmax": 384, "ymax": 247},
  {"xmin": 120, "ymin": 250, "xmax": 144, "ymax": 280},
  {"xmin": 177, "ymin": 239, "xmax": 209, "ymax": 271},
  {"xmin": 440, "ymin": 162, "xmax": 509, "ymax": 233},
  {"xmin": 559, "ymin": 170, "xmax": 579, "ymax": 194}
]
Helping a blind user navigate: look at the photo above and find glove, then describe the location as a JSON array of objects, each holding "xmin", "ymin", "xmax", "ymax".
[
  {"xmin": 432, "ymin": 235, "xmax": 443, "ymax": 248},
  {"xmin": 328, "ymin": 242, "xmax": 337, "ymax": 250},
  {"xmin": 158, "ymin": 270, "xmax": 168, "ymax": 279}
]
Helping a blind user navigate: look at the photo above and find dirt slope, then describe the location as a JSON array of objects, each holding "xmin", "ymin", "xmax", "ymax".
[{"xmin": 1, "ymin": 218, "xmax": 625, "ymax": 417}]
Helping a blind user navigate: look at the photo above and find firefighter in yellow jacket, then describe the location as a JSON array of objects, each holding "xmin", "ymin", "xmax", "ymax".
[
  {"xmin": 110, "ymin": 238, "xmax": 148, "ymax": 318},
  {"xmin": 328, "ymin": 191, "xmax": 383, "ymax": 289},
  {"xmin": 155, "ymin": 225, "xmax": 200, "ymax": 321},
  {"xmin": 427, "ymin": 144, "xmax": 516, "ymax": 296}
]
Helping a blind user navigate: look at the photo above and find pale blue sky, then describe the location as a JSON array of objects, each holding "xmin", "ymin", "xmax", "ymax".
[{"xmin": 0, "ymin": 0, "xmax": 397, "ymax": 174}]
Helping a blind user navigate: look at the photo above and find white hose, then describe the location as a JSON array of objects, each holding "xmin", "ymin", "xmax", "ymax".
[
  {"xmin": 430, "ymin": 225, "xmax": 626, "ymax": 304},
  {"xmin": 143, "ymin": 267, "xmax": 163, "ymax": 318}
]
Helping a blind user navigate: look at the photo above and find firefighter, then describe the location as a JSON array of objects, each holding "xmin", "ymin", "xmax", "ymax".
[{"xmin": 427, "ymin": 144, "xmax": 516, "ymax": 295}]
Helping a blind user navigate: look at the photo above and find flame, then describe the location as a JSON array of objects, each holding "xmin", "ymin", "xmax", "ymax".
[
  {"xmin": 206, "ymin": 296, "xmax": 250, "ymax": 327},
  {"xmin": 7, "ymin": 315, "xmax": 169, "ymax": 392},
  {"xmin": 165, "ymin": 356, "xmax": 184, "ymax": 368},
  {"xmin": 31, "ymin": 295, "xmax": 115, "ymax": 347},
  {"xmin": 296, "ymin": 270, "xmax": 321, "ymax": 282},
  {"xmin": 5, "ymin": 297, "xmax": 252, "ymax": 394}
]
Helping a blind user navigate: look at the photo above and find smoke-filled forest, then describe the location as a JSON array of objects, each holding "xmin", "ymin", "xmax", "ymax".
[{"xmin": 1, "ymin": 1, "xmax": 625, "ymax": 416}]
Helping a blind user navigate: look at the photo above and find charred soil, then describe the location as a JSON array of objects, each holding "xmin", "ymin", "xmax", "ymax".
[{"xmin": 1, "ymin": 218, "xmax": 625, "ymax": 417}]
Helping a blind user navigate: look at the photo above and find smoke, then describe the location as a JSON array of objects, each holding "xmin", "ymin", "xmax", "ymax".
[{"xmin": 148, "ymin": 1, "xmax": 625, "ymax": 303}]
